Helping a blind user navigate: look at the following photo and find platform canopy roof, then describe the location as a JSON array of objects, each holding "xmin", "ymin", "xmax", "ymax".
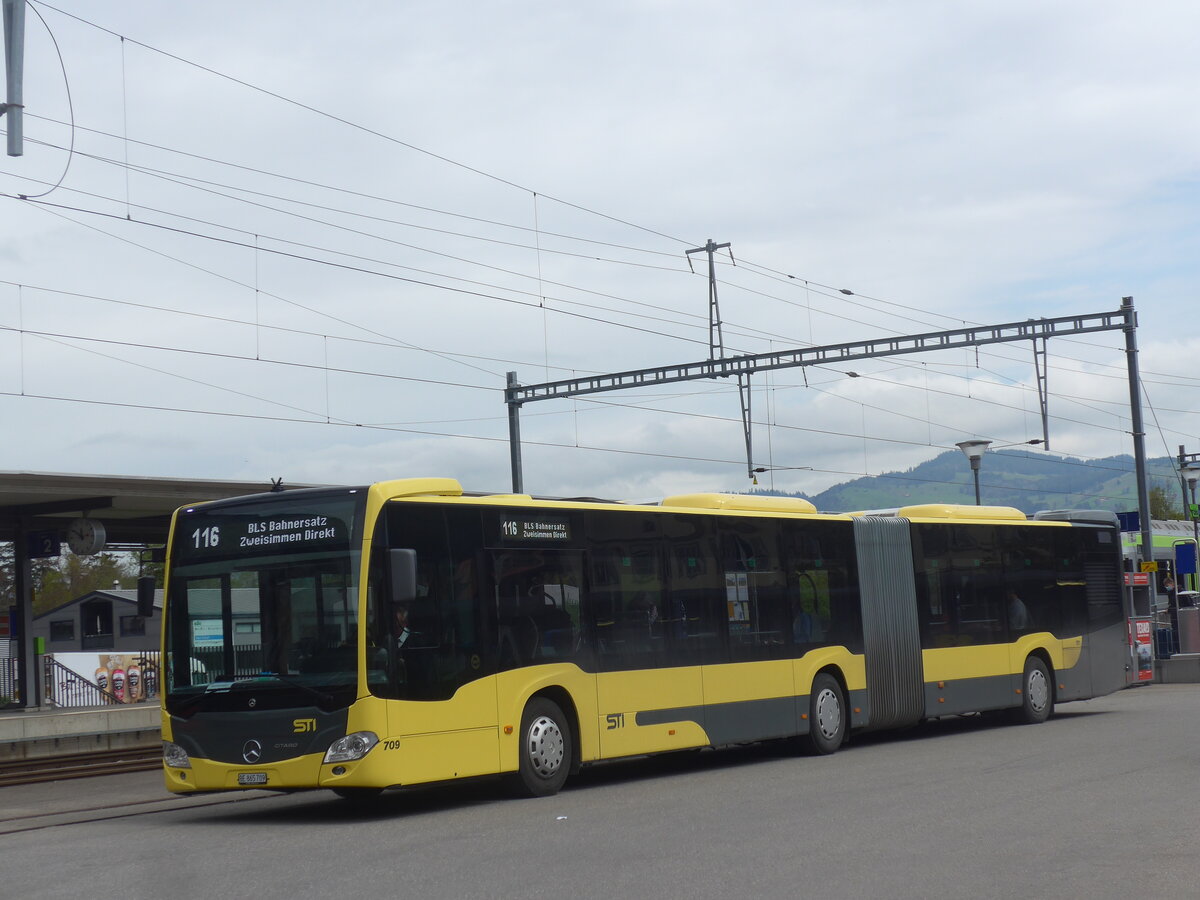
[{"xmin": 0, "ymin": 471, "xmax": 331, "ymax": 546}]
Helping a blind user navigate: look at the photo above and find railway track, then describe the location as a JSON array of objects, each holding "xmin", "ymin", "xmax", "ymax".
[{"xmin": 0, "ymin": 747, "xmax": 163, "ymax": 788}]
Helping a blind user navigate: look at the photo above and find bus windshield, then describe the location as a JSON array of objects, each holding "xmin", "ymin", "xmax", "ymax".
[{"xmin": 164, "ymin": 489, "xmax": 366, "ymax": 714}]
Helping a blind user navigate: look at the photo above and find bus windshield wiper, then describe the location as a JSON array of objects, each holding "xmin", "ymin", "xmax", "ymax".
[
  {"xmin": 169, "ymin": 689, "xmax": 213, "ymax": 718},
  {"xmin": 238, "ymin": 673, "xmax": 336, "ymax": 708}
]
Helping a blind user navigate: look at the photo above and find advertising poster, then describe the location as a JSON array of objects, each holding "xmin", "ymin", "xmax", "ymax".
[
  {"xmin": 1129, "ymin": 617, "xmax": 1154, "ymax": 683},
  {"xmin": 49, "ymin": 652, "xmax": 159, "ymax": 706}
]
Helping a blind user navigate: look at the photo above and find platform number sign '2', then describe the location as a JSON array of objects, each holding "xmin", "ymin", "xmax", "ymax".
[{"xmin": 26, "ymin": 531, "xmax": 61, "ymax": 559}]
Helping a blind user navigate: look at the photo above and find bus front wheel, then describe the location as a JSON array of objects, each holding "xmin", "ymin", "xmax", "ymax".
[
  {"xmin": 803, "ymin": 673, "xmax": 846, "ymax": 755},
  {"xmin": 1013, "ymin": 656, "xmax": 1054, "ymax": 724},
  {"xmin": 512, "ymin": 697, "xmax": 572, "ymax": 797}
]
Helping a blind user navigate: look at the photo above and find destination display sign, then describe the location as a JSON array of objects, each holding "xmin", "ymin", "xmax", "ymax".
[
  {"xmin": 175, "ymin": 495, "xmax": 360, "ymax": 562},
  {"xmin": 497, "ymin": 515, "xmax": 571, "ymax": 543}
]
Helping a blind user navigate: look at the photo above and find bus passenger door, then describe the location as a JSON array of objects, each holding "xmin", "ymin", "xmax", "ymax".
[
  {"xmin": 381, "ymin": 507, "xmax": 500, "ymax": 784},
  {"xmin": 591, "ymin": 531, "xmax": 708, "ymax": 758}
]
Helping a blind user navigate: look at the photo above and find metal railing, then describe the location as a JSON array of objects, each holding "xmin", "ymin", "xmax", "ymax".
[
  {"xmin": 191, "ymin": 645, "xmax": 264, "ymax": 679},
  {"xmin": 81, "ymin": 633, "xmax": 115, "ymax": 651},
  {"xmin": 41, "ymin": 652, "xmax": 162, "ymax": 708},
  {"xmin": 43, "ymin": 657, "xmax": 123, "ymax": 707},
  {"xmin": 1, "ymin": 656, "xmax": 18, "ymax": 707}
]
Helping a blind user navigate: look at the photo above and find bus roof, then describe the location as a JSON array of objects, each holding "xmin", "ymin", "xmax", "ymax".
[{"xmin": 847, "ymin": 503, "xmax": 1027, "ymax": 521}]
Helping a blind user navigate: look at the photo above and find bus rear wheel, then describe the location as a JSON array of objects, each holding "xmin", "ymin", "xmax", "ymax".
[
  {"xmin": 803, "ymin": 673, "xmax": 846, "ymax": 755},
  {"xmin": 1013, "ymin": 656, "xmax": 1054, "ymax": 724},
  {"xmin": 512, "ymin": 697, "xmax": 572, "ymax": 797}
]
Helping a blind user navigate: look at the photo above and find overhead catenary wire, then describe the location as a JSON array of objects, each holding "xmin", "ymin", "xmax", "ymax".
[
  {"xmin": 11, "ymin": 3, "xmax": 75, "ymax": 200},
  {"xmin": 30, "ymin": 0, "xmax": 694, "ymax": 248},
  {"xmin": 0, "ymin": 386, "xmax": 1166, "ymax": 507},
  {"xmin": 8, "ymin": 193, "xmax": 1163, "ymax": 484},
  {"xmin": 0, "ymin": 3, "xmax": 1180, "ymax": 496},
  {"xmin": 6, "ymin": 10, "xmax": 1161, "ymax": 397},
  {"xmin": 19, "ymin": 116, "xmax": 1172, "ymax": 390},
  {"xmin": 3, "ymin": 124, "xmax": 1152, "ymax": 396},
  {"xmin": 4, "ymin": 181, "xmax": 1164, "ymax": 467},
  {"xmin": 4, "ymin": 311, "xmax": 1179, "ymax": 484},
  {"xmin": 7, "ymin": 13, "xmax": 1134, "ymax": 385},
  {"xmin": 0, "ymin": 133, "xmax": 807, "ymax": 351}
]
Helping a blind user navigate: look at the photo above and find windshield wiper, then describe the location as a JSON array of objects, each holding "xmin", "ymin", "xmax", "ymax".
[
  {"xmin": 238, "ymin": 673, "xmax": 336, "ymax": 709},
  {"xmin": 169, "ymin": 674, "xmax": 342, "ymax": 715},
  {"xmin": 170, "ymin": 689, "xmax": 212, "ymax": 718}
]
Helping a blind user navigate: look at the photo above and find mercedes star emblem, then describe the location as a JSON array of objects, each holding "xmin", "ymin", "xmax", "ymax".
[{"xmin": 242, "ymin": 739, "xmax": 263, "ymax": 764}]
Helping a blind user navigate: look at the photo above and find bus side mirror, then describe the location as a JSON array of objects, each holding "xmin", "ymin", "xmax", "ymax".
[
  {"xmin": 136, "ymin": 576, "xmax": 157, "ymax": 617},
  {"xmin": 389, "ymin": 549, "xmax": 417, "ymax": 605}
]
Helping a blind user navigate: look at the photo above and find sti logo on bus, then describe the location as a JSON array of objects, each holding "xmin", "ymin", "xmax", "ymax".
[{"xmin": 293, "ymin": 718, "xmax": 317, "ymax": 733}]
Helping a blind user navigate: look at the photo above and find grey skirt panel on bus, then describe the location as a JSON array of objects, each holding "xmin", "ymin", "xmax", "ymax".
[{"xmin": 853, "ymin": 516, "xmax": 924, "ymax": 731}]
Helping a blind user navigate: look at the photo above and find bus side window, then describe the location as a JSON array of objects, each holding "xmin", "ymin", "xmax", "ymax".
[
  {"xmin": 663, "ymin": 515, "xmax": 723, "ymax": 665},
  {"xmin": 721, "ymin": 522, "xmax": 789, "ymax": 659},
  {"xmin": 780, "ymin": 520, "xmax": 859, "ymax": 653},
  {"xmin": 494, "ymin": 550, "xmax": 584, "ymax": 669},
  {"xmin": 1003, "ymin": 530, "xmax": 1058, "ymax": 637},
  {"xmin": 588, "ymin": 544, "xmax": 664, "ymax": 670}
]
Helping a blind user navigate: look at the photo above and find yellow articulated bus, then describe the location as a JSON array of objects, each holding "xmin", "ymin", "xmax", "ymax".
[{"xmin": 159, "ymin": 478, "xmax": 1128, "ymax": 800}]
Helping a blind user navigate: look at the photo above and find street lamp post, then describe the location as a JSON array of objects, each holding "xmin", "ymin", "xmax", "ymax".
[
  {"xmin": 1185, "ymin": 464, "xmax": 1200, "ymax": 590},
  {"xmin": 956, "ymin": 440, "xmax": 992, "ymax": 505}
]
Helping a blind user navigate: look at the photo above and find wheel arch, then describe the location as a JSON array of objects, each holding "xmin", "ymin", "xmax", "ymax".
[{"xmin": 814, "ymin": 664, "xmax": 850, "ymax": 708}]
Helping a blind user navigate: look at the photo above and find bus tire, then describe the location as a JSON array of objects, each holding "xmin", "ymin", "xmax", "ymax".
[
  {"xmin": 1014, "ymin": 656, "xmax": 1054, "ymax": 725},
  {"xmin": 803, "ymin": 673, "xmax": 846, "ymax": 755},
  {"xmin": 512, "ymin": 697, "xmax": 572, "ymax": 797}
]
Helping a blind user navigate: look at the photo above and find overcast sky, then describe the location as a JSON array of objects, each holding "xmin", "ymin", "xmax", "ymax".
[{"xmin": 2, "ymin": 1, "xmax": 1198, "ymax": 506}]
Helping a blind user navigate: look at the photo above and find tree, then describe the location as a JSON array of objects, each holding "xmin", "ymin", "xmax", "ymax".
[
  {"xmin": 0, "ymin": 542, "xmax": 11, "ymax": 608},
  {"xmin": 32, "ymin": 551, "xmax": 139, "ymax": 616},
  {"xmin": 1150, "ymin": 484, "xmax": 1184, "ymax": 521}
]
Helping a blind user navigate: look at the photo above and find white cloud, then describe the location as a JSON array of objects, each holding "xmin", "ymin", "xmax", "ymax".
[{"xmin": 1, "ymin": 1, "xmax": 1197, "ymax": 503}]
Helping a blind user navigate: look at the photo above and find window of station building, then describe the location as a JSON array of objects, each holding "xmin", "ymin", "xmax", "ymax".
[
  {"xmin": 81, "ymin": 599, "xmax": 113, "ymax": 638},
  {"xmin": 49, "ymin": 619, "xmax": 74, "ymax": 642},
  {"xmin": 779, "ymin": 519, "xmax": 862, "ymax": 652},
  {"xmin": 119, "ymin": 615, "xmax": 146, "ymax": 637}
]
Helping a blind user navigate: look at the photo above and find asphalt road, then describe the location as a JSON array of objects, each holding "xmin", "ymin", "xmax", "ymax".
[{"xmin": 2, "ymin": 684, "xmax": 1197, "ymax": 899}]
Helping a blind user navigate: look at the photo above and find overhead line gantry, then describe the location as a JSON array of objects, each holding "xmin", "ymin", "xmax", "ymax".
[{"xmin": 504, "ymin": 298, "xmax": 1150, "ymax": 585}]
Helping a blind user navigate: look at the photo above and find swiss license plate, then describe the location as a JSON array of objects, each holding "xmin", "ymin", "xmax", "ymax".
[{"xmin": 238, "ymin": 772, "xmax": 268, "ymax": 785}]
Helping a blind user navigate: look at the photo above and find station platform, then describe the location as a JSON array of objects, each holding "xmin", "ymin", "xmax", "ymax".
[
  {"xmin": 1157, "ymin": 654, "xmax": 1200, "ymax": 683},
  {"xmin": 0, "ymin": 703, "xmax": 161, "ymax": 762}
]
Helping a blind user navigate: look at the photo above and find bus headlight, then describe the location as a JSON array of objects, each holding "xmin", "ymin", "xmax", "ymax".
[
  {"xmin": 324, "ymin": 731, "xmax": 379, "ymax": 764},
  {"xmin": 163, "ymin": 741, "xmax": 192, "ymax": 769}
]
